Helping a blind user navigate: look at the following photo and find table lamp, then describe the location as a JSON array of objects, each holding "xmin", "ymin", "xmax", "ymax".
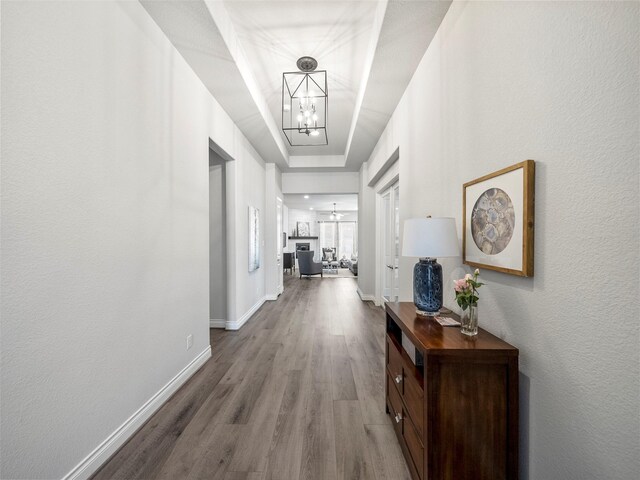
[{"xmin": 402, "ymin": 217, "xmax": 459, "ymax": 316}]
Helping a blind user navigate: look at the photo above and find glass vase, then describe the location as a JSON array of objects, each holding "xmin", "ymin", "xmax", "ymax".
[{"xmin": 460, "ymin": 303, "xmax": 478, "ymax": 336}]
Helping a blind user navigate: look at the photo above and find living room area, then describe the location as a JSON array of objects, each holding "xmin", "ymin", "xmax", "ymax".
[{"xmin": 283, "ymin": 194, "xmax": 358, "ymax": 278}]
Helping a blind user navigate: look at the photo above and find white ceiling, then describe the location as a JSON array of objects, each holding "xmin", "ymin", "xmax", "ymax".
[
  {"xmin": 284, "ymin": 193, "xmax": 358, "ymax": 212},
  {"xmin": 224, "ymin": 1, "xmax": 377, "ymax": 157},
  {"xmin": 141, "ymin": 0, "xmax": 452, "ymax": 172}
]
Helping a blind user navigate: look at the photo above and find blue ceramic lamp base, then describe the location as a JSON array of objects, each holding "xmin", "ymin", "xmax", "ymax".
[{"xmin": 413, "ymin": 258, "xmax": 443, "ymax": 316}]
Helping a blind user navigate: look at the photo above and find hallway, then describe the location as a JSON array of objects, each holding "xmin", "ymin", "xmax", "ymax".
[{"xmin": 92, "ymin": 276, "xmax": 410, "ymax": 480}]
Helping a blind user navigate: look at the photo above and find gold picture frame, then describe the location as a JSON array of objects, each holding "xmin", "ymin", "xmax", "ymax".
[{"xmin": 463, "ymin": 160, "xmax": 535, "ymax": 276}]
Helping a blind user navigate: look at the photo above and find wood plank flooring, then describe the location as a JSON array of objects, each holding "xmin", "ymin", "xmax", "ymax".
[{"xmin": 92, "ymin": 275, "xmax": 410, "ymax": 480}]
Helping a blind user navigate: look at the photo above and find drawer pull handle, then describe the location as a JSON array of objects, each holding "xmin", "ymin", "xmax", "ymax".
[
  {"xmin": 394, "ymin": 413, "xmax": 402, "ymax": 423},
  {"xmin": 395, "ymin": 375, "xmax": 402, "ymax": 384}
]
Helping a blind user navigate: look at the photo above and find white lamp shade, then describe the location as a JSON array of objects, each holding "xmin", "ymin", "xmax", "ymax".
[{"xmin": 402, "ymin": 217, "xmax": 459, "ymax": 258}]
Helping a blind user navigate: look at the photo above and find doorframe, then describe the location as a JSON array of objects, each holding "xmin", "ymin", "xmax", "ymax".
[
  {"xmin": 276, "ymin": 196, "xmax": 284, "ymax": 295},
  {"xmin": 209, "ymin": 139, "xmax": 236, "ymax": 328},
  {"xmin": 374, "ymin": 168, "xmax": 399, "ymax": 306}
]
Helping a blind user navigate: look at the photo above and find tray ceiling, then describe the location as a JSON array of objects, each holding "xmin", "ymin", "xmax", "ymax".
[
  {"xmin": 224, "ymin": 1, "xmax": 377, "ymax": 157},
  {"xmin": 141, "ymin": 0, "xmax": 452, "ymax": 172}
]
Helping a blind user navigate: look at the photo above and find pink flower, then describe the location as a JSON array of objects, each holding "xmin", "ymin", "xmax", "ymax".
[
  {"xmin": 464, "ymin": 273, "xmax": 472, "ymax": 281},
  {"xmin": 454, "ymin": 278, "xmax": 469, "ymax": 293}
]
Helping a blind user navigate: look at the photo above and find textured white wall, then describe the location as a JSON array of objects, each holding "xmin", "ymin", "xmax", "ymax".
[
  {"xmin": 363, "ymin": 1, "xmax": 640, "ymax": 478},
  {"xmin": 1, "ymin": 1, "xmax": 266, "ymax": 478},
  {"xmin": 231, "ymin": 141, "xmax": 266, "ymax": 317}
]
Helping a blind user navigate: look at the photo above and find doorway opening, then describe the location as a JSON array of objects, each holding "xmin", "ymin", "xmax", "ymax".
[
  {"xmin": 209, "ymin": 148, "xmax": 227, "ymax": 328},
  {"xmin": 282, "ymin": 193, "xmax": 359, "ymax": 278},
  {"xmin": 276, "ymin": 196, "xmax": 283, "ymax": 294},
  {"xmin": 379, "ymin": 181, "xmax": 399, "ymax": 304}
]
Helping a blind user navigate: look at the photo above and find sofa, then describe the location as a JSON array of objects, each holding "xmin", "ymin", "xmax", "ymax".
[{"xmin": 347, "ymin": 256, "xmax": 358, "ymax": 276}]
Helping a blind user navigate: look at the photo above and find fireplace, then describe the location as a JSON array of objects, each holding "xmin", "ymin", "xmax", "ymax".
[
  {"xmin": 296, "ymin": 243, "xmax": 310, "ymax": 252},
  {"xmin": 295, "ymin": 243, "xmax": 311, "ymax": 265}
]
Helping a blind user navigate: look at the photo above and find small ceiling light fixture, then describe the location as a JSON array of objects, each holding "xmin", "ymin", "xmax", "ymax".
[
  {"xmin": 304, "ymin": 195, "xmax": 309, "ymax": 199},
  {"xmin": 329, "ymin": 203, "xmax": 344, "ymax": 220},
  {"xmin": 282, "ymin": 56, "xmax": 328, "ymax": 146}
]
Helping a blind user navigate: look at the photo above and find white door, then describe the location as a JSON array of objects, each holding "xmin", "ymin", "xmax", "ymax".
[{"xmin": 382, "ymin": 182, "xmax": 400, "ymax": 303}]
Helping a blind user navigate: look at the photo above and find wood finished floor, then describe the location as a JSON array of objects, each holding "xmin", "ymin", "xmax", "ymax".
[{"xmin": 92, "ymin": 275, "xmax": 411, "ymax": 480}]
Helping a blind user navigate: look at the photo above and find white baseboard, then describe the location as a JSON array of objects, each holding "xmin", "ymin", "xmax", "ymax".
[
  {"xmin": 209, "ymin": 319, "xmax": 226, "ymax": 329},
  {"xmin": 225, "ymin": 296, "xmax": 266, "ymax": 330},
  {"xmin": 63, "ymin": 346, "xmax": 212, "ymax": 480},
  {"xmin": 357, "ymin": 287, "xmax": 376, "ymax": 302},
  {"xmin": 264, "ymin": 293, "xmax": 278, "ymax": 301}
]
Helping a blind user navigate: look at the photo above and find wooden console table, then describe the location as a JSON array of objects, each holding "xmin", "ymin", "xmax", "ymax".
[{"xmin": 385, "ymin": 302, "xmax": 519, "ymax": 480}]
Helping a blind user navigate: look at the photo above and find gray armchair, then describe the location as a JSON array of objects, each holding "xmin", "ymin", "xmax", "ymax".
[
  {"xmin": 298, "ymin": 250, "xmax": 323, "ymax": 278},
  {"xmin": 322, "ymin": 248, "xmax": 336, "ymax": 262}
]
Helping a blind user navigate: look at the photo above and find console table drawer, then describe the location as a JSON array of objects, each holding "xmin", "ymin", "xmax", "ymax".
[
  {"xmin": 403, "ymin": 366, "xmax": 424, "ymax": 438},
  {"xmin": 387, "ymin": 371, "xmax": 403, "ymax": 422},
  {"xmin": 403, "ymin": 406, "xmax": 424, "ymax": 479}
]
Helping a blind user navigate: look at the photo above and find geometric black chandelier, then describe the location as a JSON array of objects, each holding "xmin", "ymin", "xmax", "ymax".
[{"xmin": 282, "ymin": 56, "xmax": 328, "ymax": 146}]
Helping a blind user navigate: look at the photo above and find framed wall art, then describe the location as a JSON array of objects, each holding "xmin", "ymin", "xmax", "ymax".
[
  {"xmin": 248, "ymin": 206, "xmax": 260, "ymax": 272},
  {"xmin": 296, "ymin": 221, "xmax": 310, "ymax": 237},
  {"xmin": 463, "ymin": 160, "xmax": 535, "ymax": 276}
]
